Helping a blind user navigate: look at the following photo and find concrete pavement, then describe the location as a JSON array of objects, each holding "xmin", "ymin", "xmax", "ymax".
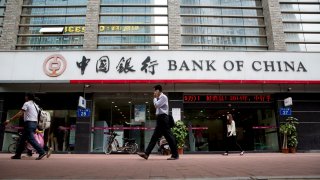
[{"xmin": 0, "ymin": 153, "xmax": 320, "ymax": 179}]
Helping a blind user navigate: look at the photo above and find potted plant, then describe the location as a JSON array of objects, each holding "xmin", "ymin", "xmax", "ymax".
[
  {"xmin": 171, "ymin": 120, "xmax": 188, "ymax": 154},
  {"xmin": 279, "ymin": 116, "xmax": 299, "ymax": 153}
]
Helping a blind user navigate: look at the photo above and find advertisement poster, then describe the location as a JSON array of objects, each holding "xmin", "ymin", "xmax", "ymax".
[
  {"xmin": 134, "ymin": 104, "xmax": 146, "ymax": 122},
  {"xmin": 172, "ymin": 108, "xmax": 181, "ymax": 122}
]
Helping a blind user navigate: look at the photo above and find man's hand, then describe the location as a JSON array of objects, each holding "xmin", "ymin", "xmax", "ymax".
[
  {"xmin": 154, "ymin": 90, "xmax": 160, "ymax": 98},
  {"xmin": 4, "ymin": 120, "xmax": 10, "ymax": 126}
]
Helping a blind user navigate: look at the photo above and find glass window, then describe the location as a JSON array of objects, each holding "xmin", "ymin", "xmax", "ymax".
[
  {"xmin": 16, "ymin": 45, "xmax": 83, "ymax": 50},
  {"xmin": 180, "ymin": 0, "xmax": 266, "ymax": 50},
  {"xmin": 306, "ymin": 44, "xmax": 320, "ymax": 51},
  {"xmin": 243, "ymin": 18, "xmax": 264, "ymax": 26},
  {"xmin": 283, "ymin": 23, "xmax": 303, "ymax": 31},
  {"xmin": 280, "ymin": 4, "xmax": 300, "ymax": 11},
  {"xmin": 101, "ymin": 0, "xmax": 167, "ymax": 5},
  {"xmin": 101, "ymin": 7, "xmax": 167, "ymax": 14},
  {"xmin": 0, "ymin": 0, "xmax": 6, "ymax": 6},
  {"xmin": 98, "ymin": 45, "xmax": 168, "ymax": 50},
  {"xmin": 285, "ymin": 33, "xmax": 305, "ymax": 41},
  {"xmin": 22, "ymin": 7, "xmax": 87, "ymax": 15},
  {"xmin": 302, "ymin": 23, "xmax": 320, "ymax": 31},
  {"xmin": 23, "ymin": 0, "xmax": 87, "ymax": 5},
  {"xmin": 241, "ymin": 0, "xmax": 262, "ymax": 7},
  {"xmin": 300, "ymin": 14, "xmax": 320, "ymax": 21},
  {"xmin": 99, "ymin": 25, "xmax": 168, "ymax": 34},
  {"xmin": 17, "ymin": 35, "xmax": 84, "ymax": 45},
  {"xmin": 286, "ymin": 43, "xmax": 307, "ymax": 51},
  {"xmin": 20, "ymin": 17, "xmax": 86, "ymax": 25},
  {"xmin": 246, "ymin": 37, "xmax": 267, "ymax": 45},
  {"xmin": 100, "ymin": 16, "xmax": 167, "ymax": 24},
  {"xmin": 282, "ymin": 14, "xmax": 301, "ymax": 21},
  {"xmin": 98, "ymin": 35, "xmax": 168, "ymax": 44},
  {"xmin": 299, "ymin": 4, "xmax": 320, "ymax": 11},
  {"xmin": 304, "ymin": 34, "xmax": 320, "ymax": 42}
]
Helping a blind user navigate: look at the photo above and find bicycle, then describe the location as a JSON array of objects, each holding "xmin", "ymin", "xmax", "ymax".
[
  {"xmin": 105, "ymin": 132, "xmax": 139, "ymax": 154},
  {"xmin": 8, "ymin": 132, "xmax": 33, "ymax": 154}
]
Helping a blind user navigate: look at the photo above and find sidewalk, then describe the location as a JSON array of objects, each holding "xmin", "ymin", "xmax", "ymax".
[{"xmin": 0, "ymin": 153, "xmax": 319, "ymax": 179}]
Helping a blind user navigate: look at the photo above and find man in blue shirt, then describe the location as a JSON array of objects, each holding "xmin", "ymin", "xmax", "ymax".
[{"xmin": 137, "ymin": 85, "xmax": 179, "ymax": 160}]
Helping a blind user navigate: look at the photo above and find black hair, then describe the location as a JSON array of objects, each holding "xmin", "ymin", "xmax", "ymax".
[
  {"xmin": 154, "ymin": 85, "xmax": 162, "ymax": 92},
  {"xmin": 25, "ymin": 92, "xmax": 35, "ymax": 101}
]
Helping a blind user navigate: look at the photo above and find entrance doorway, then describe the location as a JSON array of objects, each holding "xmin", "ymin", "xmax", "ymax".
[
  {"xmin": 92, "ymin": 93, "xmax": 155, "ymax": 153},
  {"xmin": 184, "ymin": 103, "xmax": 279, "ymax": 152}
]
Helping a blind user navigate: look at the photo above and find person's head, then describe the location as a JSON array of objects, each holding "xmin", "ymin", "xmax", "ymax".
[
  {"xmin": 154, "ymin": 85, "xmax": 163, "ymax": 92},
  {"xmin": 25, "ymin": 92, "xmax": 35, "ymax": 101},
  {"xmin": 226, "ymin": 114, "xmax": 233, "ymax": 124}
]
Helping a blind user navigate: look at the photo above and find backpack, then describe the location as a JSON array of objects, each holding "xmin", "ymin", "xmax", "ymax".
[{"xmin": 33, "ymin": 103, "xmax": 51, "ymax": 129}]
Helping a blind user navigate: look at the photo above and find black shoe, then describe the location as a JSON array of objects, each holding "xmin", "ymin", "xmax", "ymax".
[
  {"xmin": 35, "ymin": 153, "xmax": 46, "ymax": 160},
  {"xmin": 11, "ymin": 155, "xmax": 21, "ymax": 159},
  {"xmin": 137, "ymin": 152, "xmax": 149, "ymax": 160},
  {"xmin": 27, "ymin": 150, "xmax": 33, "ymax": 157},
  {"xmin": 167, "ymin": 156, "xmax": 179, "ymax": 160}
]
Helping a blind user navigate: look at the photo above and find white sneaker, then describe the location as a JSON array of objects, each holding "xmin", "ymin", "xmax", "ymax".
[
  {"xmin": 222, "ymin": 153, "xmax": 228, "ymax": 156},
  {"xmin": 240, "ymin": 151, "xmax": 244, "ymax": 156}
]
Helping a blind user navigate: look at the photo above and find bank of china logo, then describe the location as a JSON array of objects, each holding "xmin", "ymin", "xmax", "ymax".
[{"xmin": 43, "ymin": 54, "xmax": 67, "ymax": 77}]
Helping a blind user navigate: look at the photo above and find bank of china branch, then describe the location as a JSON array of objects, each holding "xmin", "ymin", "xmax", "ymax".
[{"xmin": 1, "ymin": 51, "xmax": 320, "ymax": 152}]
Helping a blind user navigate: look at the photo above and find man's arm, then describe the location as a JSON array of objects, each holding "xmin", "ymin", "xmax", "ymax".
[
  {"xmin": 4, "ymin": 110, "xmax": 24, "ymax": 126},
  {"xmin": 153, "ymin": 94, "xmax": 167, "ymax": 109}
]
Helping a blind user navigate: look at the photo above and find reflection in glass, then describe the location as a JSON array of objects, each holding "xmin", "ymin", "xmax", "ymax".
[
  {"xmin": 181, "ymin": 0, "xmax": 262, "ymax": 7},
  {"xmin": 98, "ymin": 35, "xmax": 168, "ymax": 44},
  {"xmin": 287, "ymin": 43, "xmax": 307, "ymax": 51},
  {"xmin": 98, "ymin": 45, "xmax": 168, "ymax": 50},
  {"xmin": 21, "ymin": 17, "xmax": 86, "ymax": 25},
  {"xmin": 100, "ymin": 16, "xmax": 167, "ymax": 24},
  {"xmin": 101, "ymin": 0, "xmax": 167, "ymax": 5},
  {"xmin": 23, "ymin": 0, "xmax": 88, "ymax": 5},
  {"xmin": 280, "ymin": 1, "xmax": 320, "ymax": 51},
  {"xmin": 101, "ymin": 7, "xmax": 167, "ymax": 14},
  {"xmin": 22, "ymin": 7, "xmax": 87, "ymax": 15},
  {"xmin": 285, "ymin": 33, "xmax": 305, "ymax": 41},
  {"xmin": 306, "ymin": 44, "xmax": 320, "ymax": 51},
  {"xmin": 18, "ymin": 36, "xmax": 84, "ymax": 45},
  {"xmin": 16, "ymin": 45, "xmax": 83, "ymax": 50}
]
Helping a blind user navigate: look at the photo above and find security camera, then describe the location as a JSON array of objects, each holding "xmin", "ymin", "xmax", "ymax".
[{"xmin": 287, "ymin": 87, "xmax": 292, "ymax": 92}]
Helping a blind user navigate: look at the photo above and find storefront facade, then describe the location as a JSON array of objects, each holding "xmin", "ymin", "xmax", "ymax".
[
  {"xmin": 1, "ymin": 0, "xmax": 320, "ymax": 153},
  {"xmin": 1, "ymin": 51, "xmax": 320, "ymax": 153}
]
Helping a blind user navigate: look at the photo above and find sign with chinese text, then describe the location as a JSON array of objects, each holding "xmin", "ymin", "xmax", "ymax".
[
  {"xmin": 183, "ymin": 95, "xmax": 272, "ymax": 103},
  {"xmin": 0, "ymin": 51, "xmax": 320, "ymax": 84}
]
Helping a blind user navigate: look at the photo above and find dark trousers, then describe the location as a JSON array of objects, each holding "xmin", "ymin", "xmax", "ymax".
[
  {"xmin": 145, "ymin": 114, "xmax": 179, "ymax": 158},
  {"xmin": 16, "ymin": 121, "xmax": 45, "ymax": 156},
  {"xmin": 225, "ymin": 135, "xmax": 243, "ymax": 153}
]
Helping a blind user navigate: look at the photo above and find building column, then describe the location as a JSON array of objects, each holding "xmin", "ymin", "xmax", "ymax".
[
  {"xmin": 0, "ymin": 0, "xmax": 22, "ymax": 50},
  {"xmin": 168, "ymin": 0, "xmax": 181, "ymax": 50},
  {"xmin": 262, "ymin": 0, "xmax": 287, "ymax": 51},
  {"xmin": 83, "ymin": 0, "xmax": 100, "ymax": 50}
]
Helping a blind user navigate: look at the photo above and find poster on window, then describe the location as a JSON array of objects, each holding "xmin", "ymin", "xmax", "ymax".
[
  {"xmin": 134, "ymin": 104, "xmax": 146, "ymax": 122},
  {"xmin": 172, "ymin": 108, "xmax": 181, "ymax": 122}
]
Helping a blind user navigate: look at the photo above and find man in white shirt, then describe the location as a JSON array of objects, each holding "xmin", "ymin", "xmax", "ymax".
[
  {"xmin": 4, "ymin": 93, "xmax": 47, "ymax": 160},
  {"xmin": 137, "ymin": 85, "xmax": 179, "ymax": 160}
]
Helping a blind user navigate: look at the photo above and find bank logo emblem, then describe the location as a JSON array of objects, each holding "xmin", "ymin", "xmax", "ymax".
[{"xmin": 43, "ymin": 54, "xmax": 67, "ymax": 77}]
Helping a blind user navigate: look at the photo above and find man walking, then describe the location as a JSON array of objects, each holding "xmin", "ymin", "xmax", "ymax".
[
  {"xmin": 4, "ymin": 93, "xmax": 47, "ymax": 160},
  {"xmin": 137, "ymin": 85, "xmax": 179, "ymax": 160}
]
